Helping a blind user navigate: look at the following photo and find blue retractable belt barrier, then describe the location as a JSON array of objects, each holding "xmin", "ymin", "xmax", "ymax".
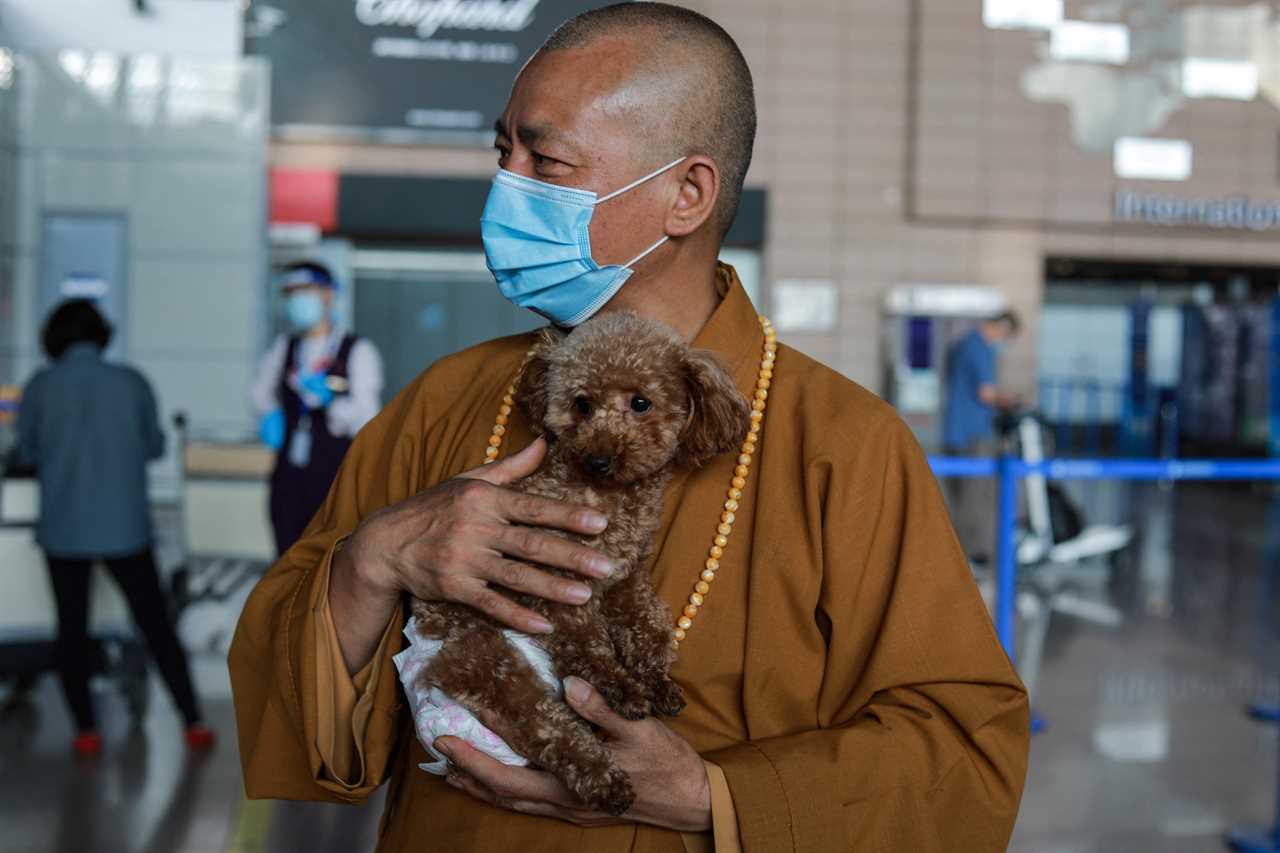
[
  {"xmin": 928, "ymin": 454, "xmax": 1280, "ymax": 656},
  {"xmin": 1022, "ymin": 458, "xmax": 1280, "ymax": 482},
  {"xmin": 929, "ymin": 454, "xmax": 1280, "ymax": 853},
  {"xmin": 926, "ymin": 456, "xmax": 997, "ymax": 478}
]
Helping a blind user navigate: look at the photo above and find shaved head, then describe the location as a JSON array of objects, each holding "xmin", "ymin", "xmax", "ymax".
[{"xmin": 538, "ymin": 3, "xmax": 756, "ymax": 239}]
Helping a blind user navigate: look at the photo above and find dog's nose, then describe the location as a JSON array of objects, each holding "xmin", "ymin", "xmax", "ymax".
[{"xmin": 585, "ymin": 455, "xmax": 613, "ymax": 475}]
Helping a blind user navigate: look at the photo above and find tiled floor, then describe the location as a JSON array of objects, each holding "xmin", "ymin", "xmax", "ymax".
[
  {"xmin": 1, "ymin": 482, "xmax": 1277, "ymax": 852},
  {"xmin": 1009, "ymin": 481, "xmax": 1280, "ymax": 852},
  {"xmin": 0, "ymin": 661, "xmax": 386, "ymax": 853}
]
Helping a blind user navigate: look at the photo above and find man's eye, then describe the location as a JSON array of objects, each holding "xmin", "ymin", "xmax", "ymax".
[
  {"xmin": 574, "ymin": 396, "xmax": 593, "ymax": 416},
  {"xmin": 630, "ymin": 396, "xmax": 652, "ymax": 413}
]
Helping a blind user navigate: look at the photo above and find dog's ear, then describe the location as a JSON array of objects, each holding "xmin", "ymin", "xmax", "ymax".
[
  {"xmin": 676, "ymin": 348, "xmax": 751, "ymax": 469},
  {"xmin": 516, "ymin": 328, "xmax": 560, "ymax": 431}
]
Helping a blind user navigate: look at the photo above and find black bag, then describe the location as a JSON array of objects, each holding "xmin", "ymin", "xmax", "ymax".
[{"xmin": 1047, "ymin": 483, "xmax": 1085, "ymax": 543}]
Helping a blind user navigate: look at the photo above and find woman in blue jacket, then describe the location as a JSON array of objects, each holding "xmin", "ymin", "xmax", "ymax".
[{"xmin": 16, "ymin": 300, "xmax": 212, "ymax": 756}]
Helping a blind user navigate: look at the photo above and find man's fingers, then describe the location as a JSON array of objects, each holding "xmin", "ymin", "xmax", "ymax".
[
  {"xmin": 490, "ymin": 525, "xmax": 613, "ymax": 580},
  {"xmin": 461, "ymin": 437, "xmax": 547, "ymax": 486},
  {"xmin": 445, "ymin": 769, "xmax": 507, "ymax": 809},
  {"xmin": 443, "ymin": 771, "xmax": 616, "ymax": 827},
  {"xmin": 458, "ymin": 583, "xmax": 555, "ymax": 635},
  {"xmin": 505, "ymin": 798, "xmax": 621, "ymax": 827},
  {"xmin": 437, "ymin": 737, "xmax": 576, "ymax": 806},
  {"xmin": 483, "ymin": 557, "xmax": 593, "ymax": 605},
  {"xmin": 495, "ymin": 488, "xmax": 609, "ymax": 538},
  {"xmin": 563, "ymin": 676, "xmax": 631, "ymax": 739}
]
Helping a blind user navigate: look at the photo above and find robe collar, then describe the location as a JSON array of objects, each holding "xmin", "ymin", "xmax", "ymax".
[{"xmin": 690, "ymin": 261, "xmax": 765, "ymax": 401}]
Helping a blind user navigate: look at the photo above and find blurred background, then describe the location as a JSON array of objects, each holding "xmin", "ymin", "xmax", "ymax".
[{"xmin": 1, "ymin": 1, "xmax": 1279, "ymax": 851}]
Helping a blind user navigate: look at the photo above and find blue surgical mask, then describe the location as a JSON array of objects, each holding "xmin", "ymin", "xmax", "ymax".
[
  {"xmin": 480, "ymin": 157, "xmax": 686, "ymax": 327},
  {"xmin": 286, "ymin": 291, "xmax": 326, "ymax": 332}
]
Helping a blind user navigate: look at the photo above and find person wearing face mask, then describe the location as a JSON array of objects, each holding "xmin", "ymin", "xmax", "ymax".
[
  {"xmin": 231, "ymin": 5, "xmax": 1028, "ymax": 852},
  {"xmin": 941, "ymin": 310, "xmax": 1022, "ymax": 563},
  {"xmin": 249, "ymin": 262, "xmax": 384, "ymax": 555}
]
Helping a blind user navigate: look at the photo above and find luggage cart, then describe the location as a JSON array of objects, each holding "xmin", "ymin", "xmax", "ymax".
[
  {"xmin": 168, "ymin": 414, "xmax": 275, "ymax": 659},
  {"xmin": 973, "ymin": 413, "xmax": 1133, "ymax": 708},
  {"xmin": 0, "ymin": 463, "xmax": 152, "ymax": 721}
]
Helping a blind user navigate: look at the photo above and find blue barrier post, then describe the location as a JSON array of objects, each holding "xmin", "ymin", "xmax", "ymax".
[
  {"xmin": 1271, "ymin": 297, "xmax": 1280, "ymax": 458},
  {"xmin": 928, "ymin": 455, "xmax": 1010, "ymax": 658},
  {"xmin": 1226, "ymin": 498, "xmax": 1280, "ymax": 851},
  {"xmin": 995, "ymin": 454, "xmax": 1018, "ymax": 661},
  {"xmin": 1085, "ymin": 381, "xmax": 1102, "ymax": 455},
  {"xmin": 1227, "ymin": 708, "xmax": 1280, "ymax": 851},
  {"xmin": 1057, "ymin": 382, "xmax": 1073, "ymax": 453},
  {"xmin": 1160, "ymin": 391, "xmax": 1179, "ymax": 460}
]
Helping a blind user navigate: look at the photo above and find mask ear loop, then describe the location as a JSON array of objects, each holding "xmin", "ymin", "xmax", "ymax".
[
  {"xmin": 598, "ymin": 156, "xmax": 686, "ymax": 270},
  {"xmin": 596, "ymin": 156, "xmax": 687, "ymax": 204},
  {"xmin": 623, "ymin": 234, "xmax": 670, "ymax": 268}
]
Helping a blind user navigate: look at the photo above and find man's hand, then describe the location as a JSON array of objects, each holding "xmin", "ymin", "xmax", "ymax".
[
  {"xmin": 998, "ymin": 391, "xmax": 1025, "ymax": 411},
  {"xmin": 330, "ymin": 439, "xmax": 615, "ymax": 671},
  {"xmin": 435, "ymin": 676, "xmax": 712, "ymax": 833}
]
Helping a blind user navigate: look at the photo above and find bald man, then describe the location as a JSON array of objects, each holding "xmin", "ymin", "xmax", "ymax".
[{"xmin": 229, "ymin": 5, "xmax": 1029, "ymax": 852}]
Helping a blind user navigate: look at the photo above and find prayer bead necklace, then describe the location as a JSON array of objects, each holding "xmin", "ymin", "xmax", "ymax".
[{"xmin": 483, "ymin": 315, "xmax": 777, "ymax": 650}]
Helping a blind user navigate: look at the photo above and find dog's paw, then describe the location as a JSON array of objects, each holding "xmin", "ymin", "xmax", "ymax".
[
  {"xmin": 580, "ymin": 765, "xmax": 636, "ymax": 816},
  {"xmin": 648, "ymin": 678, "xmax": 685, "ymax": 717},
  {"xmin": 597, "ymin": 680, "xmax": 651, "ymax": 721},
  {"xmin": 614, "ymin": 696, "xmax": 652, "ymax": 721}
]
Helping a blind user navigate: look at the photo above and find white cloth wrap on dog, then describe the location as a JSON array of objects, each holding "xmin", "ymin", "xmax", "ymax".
[{"xmin": 392, "ymin": 616, "xmax": 562, "ymax": 775}]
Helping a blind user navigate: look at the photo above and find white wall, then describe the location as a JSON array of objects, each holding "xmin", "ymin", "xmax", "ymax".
[
  {"xmin": 0, "ymin": 51, "xmax": 268, "ymax": 494},
  {"xmin": 0, "ymin": 0, "xmax": 241, "ymax": 59},
  {"xmin": 0, "ymin": 60, "xmax": 15, "ymax": 398}
]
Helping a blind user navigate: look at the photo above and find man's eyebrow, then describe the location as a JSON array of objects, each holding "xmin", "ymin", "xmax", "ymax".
[
  {"xmin": 500, "ymin": 118, "xmax": 574, "ymax": 148},
  {"xmin": 494, "ymin": 117, "xmax": 583, "ymax": 162},
  {"xmin": 518, "ymin": 122, "xmax": 549, "ymax": 144}
]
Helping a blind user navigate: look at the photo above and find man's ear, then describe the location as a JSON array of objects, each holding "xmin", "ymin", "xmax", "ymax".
[
  {"xmin": 665, "ymin": 156, "xmax": 719, "ymax": 239},
  {"xmin": 516, "ymin": 328, "xmax": 560, "ymax": 431},
  {"xmin": 676, "ymin": 348, "xmax": 750, "ymax": 469}
]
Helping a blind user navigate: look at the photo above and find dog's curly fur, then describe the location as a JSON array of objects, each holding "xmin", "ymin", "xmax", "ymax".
[{"xmin": 410, "ymin": 312, "xmax": 750, "ymax": 815}]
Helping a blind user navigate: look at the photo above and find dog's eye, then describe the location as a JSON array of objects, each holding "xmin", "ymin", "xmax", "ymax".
[
  {"xmin": 574, "ymin": 396, "xmax": 593, "ymax": 417},
  {"xmin": 630, "ymin": 396, "xmax": 652, "ymax": 413}
]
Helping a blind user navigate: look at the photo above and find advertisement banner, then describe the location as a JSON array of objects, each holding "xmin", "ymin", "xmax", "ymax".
[{"xmin": 245, "ymin": 0, "xmax": 609, "ymax": 144}]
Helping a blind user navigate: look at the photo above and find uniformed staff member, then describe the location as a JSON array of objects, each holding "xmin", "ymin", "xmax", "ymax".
[{"xmin": 249, "ymin": 262, "xmax": 384, "ymax": 555}]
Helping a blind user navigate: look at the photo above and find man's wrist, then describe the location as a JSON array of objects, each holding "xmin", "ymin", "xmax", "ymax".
[{"xmin": 336, "ymin": 527, "xmax": 398, "ymax": 605}]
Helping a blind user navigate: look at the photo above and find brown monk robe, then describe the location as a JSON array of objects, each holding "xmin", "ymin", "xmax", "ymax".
[{"xmin": 229, "ymin": 264, "xmax": 1029, "ymax": 852}]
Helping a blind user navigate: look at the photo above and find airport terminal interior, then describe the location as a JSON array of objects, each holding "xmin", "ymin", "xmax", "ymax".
[{"xmin": 2, "ymin": 1, "xmax": 1280, "ymax": 851}]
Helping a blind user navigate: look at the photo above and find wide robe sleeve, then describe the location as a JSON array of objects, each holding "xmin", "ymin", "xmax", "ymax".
[
  {"xmin": 704, "ymin": 412, "xmax": 1029, "ymax": 852},
  {"xmin": 229, "ymin": 378, "xmax": 428, "ymax": 804}
]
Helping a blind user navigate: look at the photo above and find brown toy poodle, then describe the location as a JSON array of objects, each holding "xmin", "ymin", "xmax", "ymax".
[{"xmin": 411, "ymin": 311, "xmax": 750, "ymax": 815}]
